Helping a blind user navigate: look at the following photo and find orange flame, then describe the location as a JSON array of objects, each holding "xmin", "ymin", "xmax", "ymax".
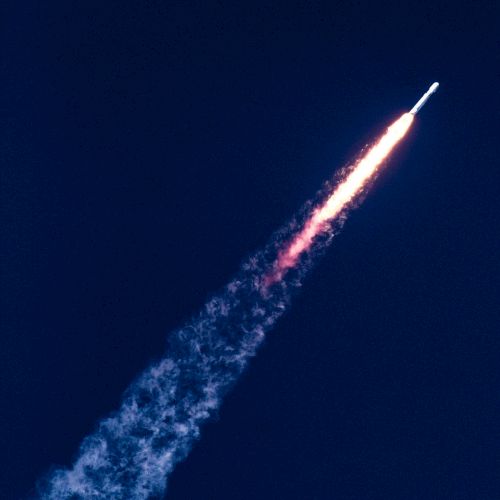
[{"xmin": 270, "ymin": 112, "xmax": 414, "ymax": 283}]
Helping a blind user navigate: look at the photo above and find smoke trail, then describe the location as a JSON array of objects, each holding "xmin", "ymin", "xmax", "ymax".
[
  {"xmin": 37, "ymin": 113, "xmax": 412, "ymax": 499},
  {"xmin": 37, "ymin": 232, "xmax": 301, "ymax": 499}
]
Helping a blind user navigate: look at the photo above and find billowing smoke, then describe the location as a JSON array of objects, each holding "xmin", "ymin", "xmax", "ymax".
[
  {"xmin": 37, "ymin": 114, "xmax": 412, "ymax": 499},
  {"xmin": 36, "ymin": 211, "xmax": 319, "ymax": 499}
]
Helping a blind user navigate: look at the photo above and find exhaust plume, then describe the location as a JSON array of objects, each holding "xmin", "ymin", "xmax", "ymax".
[
  {"xmin": 37, "ymin": 113, "xmax": 413, "ymax": 499},
  {"xmin": 268, "ymin": 112, "xmax": 413, "ymax": 283}
]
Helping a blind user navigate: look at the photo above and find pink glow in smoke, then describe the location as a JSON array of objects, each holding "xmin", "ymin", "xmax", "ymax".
[{"xmin": 266, "ymin": 112, "xmax": 414, "ymax": 285}]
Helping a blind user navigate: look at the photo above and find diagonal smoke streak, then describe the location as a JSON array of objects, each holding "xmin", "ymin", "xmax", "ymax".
[
  {"xmin": 37, "ymin": 114, "xmax": 412, "ymax": 499},
  {"xmin": 36, "ymin": 211, "xmax": 315, "ymax": 499},
  {"xmin": 36, "ymin": 237, "xmax": 304, "ymax": 499}
]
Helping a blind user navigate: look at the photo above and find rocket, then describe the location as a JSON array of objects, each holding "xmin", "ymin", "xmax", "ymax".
[{"xmin": 410, "ymin": 82, "xmax": 439, "ymax": 115}]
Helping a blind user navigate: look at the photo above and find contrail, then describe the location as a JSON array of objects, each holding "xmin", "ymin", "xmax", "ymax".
[{"xmin": 37, "ymin": 83, "xmax": 435, "ymax": 498}]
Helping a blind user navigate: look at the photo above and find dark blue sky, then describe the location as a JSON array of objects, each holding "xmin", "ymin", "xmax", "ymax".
[{"xmin": 2, "ymin": 1, "xmax": 499, "ymax": 498}]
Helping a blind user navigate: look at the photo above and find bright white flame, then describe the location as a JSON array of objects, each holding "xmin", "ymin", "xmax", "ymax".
[{"xmin": 272, "ymin": 112, "xmax": 414, "ymax": 279}]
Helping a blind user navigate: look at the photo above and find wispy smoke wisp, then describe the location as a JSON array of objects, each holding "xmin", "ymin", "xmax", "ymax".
[{"xmin": 38, "ymin": 242, "xmax": 297, "ymax": 498}]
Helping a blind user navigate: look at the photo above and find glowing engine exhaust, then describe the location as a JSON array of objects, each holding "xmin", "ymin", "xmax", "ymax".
[{"xmin": 267, "ymin": 111, "xmax": 415, "ymax": 284}]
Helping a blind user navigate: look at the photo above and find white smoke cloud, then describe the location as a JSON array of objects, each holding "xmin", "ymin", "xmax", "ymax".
[{"xmin": 37, "ymin": 240, "xmax": 293, "ymax": 498}]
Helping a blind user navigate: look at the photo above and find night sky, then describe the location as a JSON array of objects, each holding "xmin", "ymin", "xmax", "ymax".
[{"xmin": 2, "ymin": 1, "xmax": 499, "ymax": 498}]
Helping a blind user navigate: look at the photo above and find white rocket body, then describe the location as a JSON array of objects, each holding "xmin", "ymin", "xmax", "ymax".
[{"xmin": 410, "ymin": 82, "xmax": 439, "ymax": 115}]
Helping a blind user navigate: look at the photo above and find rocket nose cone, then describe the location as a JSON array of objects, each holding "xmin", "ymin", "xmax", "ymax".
[{"xmin": 429, "ymin": 82, "xmax": 439, "ymax": 93}]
